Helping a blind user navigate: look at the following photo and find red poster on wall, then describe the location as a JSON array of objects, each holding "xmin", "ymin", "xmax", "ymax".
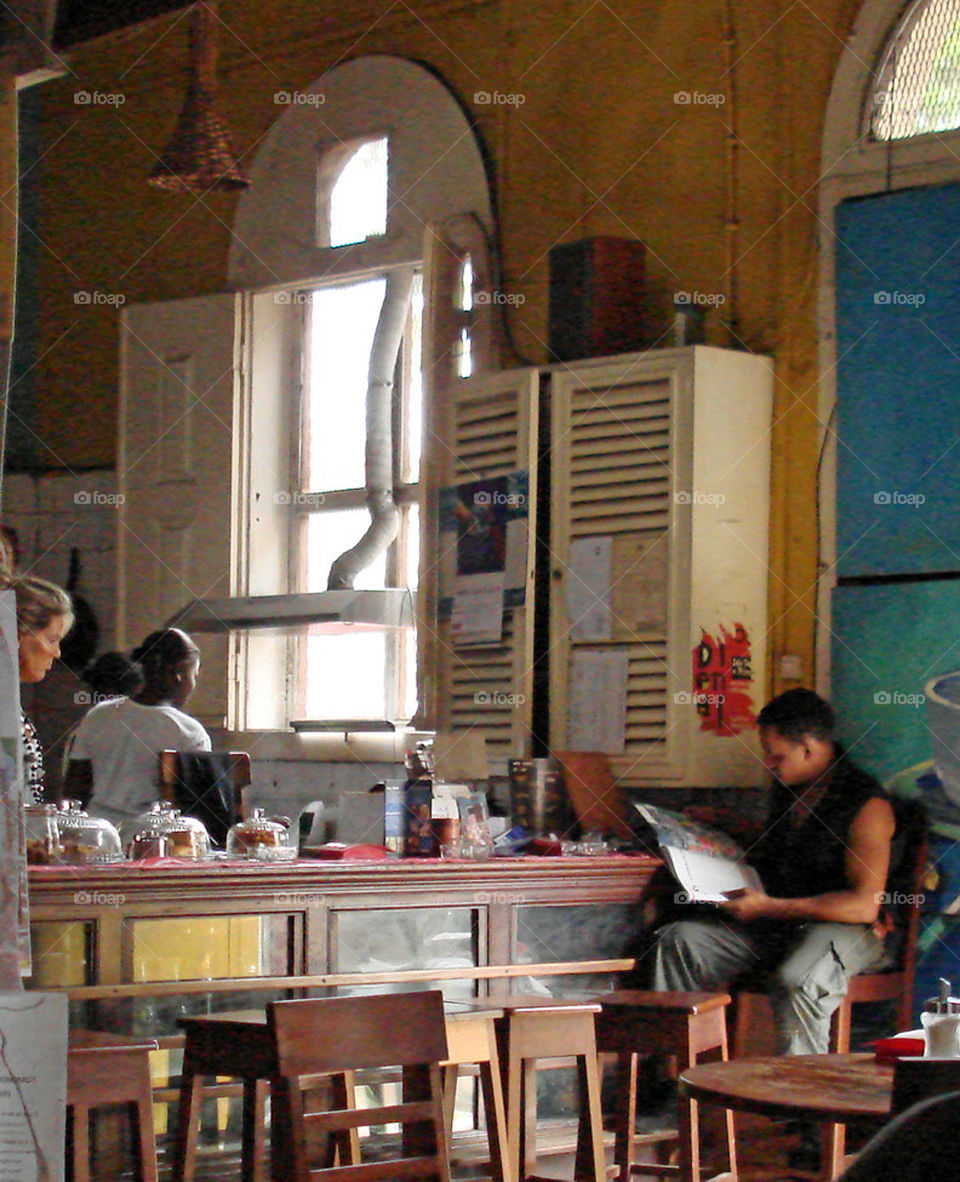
[{"xmin": 692, "ymin": 623, "xmax": 755, "ymax": 736}]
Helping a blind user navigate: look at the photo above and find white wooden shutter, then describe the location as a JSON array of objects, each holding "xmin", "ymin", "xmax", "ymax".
[
  {"xmin": 425, "ymin": 370, "xmax": 539, "ymax": 762},
  {"xmin": 118, "ymin": 294, "xmax": 239, "ymax": 729},
  {"xmin": 550, "ymin": 356, "xmax": 687, "ymax": 783}
]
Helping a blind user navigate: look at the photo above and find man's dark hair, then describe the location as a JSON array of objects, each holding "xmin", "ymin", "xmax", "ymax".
[{"xmin": 756, "ymin": 688, "xmax": 835, "ymax": 742}]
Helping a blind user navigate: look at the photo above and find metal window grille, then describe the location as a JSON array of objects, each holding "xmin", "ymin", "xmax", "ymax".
[{"xmin": 869, "ymin": 0, "xmax": 960, "ymax": 140}]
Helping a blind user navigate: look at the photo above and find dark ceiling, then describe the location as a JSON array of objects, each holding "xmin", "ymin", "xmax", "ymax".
[{"xmin": 54, "ymin": 0, "xmax": 190, "ymax": 48}]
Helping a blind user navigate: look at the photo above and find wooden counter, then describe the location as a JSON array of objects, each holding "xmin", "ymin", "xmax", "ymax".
[{"xmin": 27, "ymin": 853, "xmax": 659, "ymax": 1004}]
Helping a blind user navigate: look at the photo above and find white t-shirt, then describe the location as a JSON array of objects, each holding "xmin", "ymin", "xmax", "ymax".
[{"xmin": 71, "ymin": 697, "xmax": 211, "ymax": 828}]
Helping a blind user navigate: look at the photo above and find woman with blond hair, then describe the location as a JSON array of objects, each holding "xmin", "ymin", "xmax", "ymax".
[{"xmin": 0, "ymin": 574, "xmax": 74, "ymax": 801}]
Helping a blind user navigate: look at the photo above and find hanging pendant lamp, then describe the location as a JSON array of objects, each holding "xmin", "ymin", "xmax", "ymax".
[{"xmin": 149, "ymin": 1, "xmax": 250, "ymax": 193}]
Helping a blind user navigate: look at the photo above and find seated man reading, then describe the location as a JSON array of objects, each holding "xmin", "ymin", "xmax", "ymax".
[{"xmin": 650, "ymin": 687, "xmax": 896, "ymax": 1057}]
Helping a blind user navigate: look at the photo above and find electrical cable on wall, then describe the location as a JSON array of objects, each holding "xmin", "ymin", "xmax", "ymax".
[
  {"xmin": 813, "ymin": 397, "xmax": 839, "ymax": 687},
  {"xmin": 722, "ymin": 0, "xmax": 741, "ymax": 344}
]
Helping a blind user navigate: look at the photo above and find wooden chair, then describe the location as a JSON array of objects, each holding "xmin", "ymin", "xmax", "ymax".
[
  {"xmin": 67, "ymin": 1030, "xmax": 159, "ymax": 1182},
  {"xmin": 891, "ymin": 1057, "xmax": 960, "ymax": 1115},
  {"xmin": 158, "ymin": 750, "xmax": 251, "ymax": 846},
  {"xmin": 837, "ymin": 1088, "xmax": 960, "ymax": 1182},
  {"xmin": 266, "ymin": 990, "xmax": 452, "ymax": 1182},
  {"xmin": 733, "ymin": 798, "xmax": 928, "ymax": 1177}
]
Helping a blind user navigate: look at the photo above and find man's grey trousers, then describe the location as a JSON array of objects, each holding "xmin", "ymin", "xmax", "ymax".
[{"xmin": 650, "ymin": 917, "xmax": 888, "ymax": 1054}]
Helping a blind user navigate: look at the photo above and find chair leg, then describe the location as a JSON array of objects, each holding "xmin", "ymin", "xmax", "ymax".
[
  {"xmin": 829, "ymin": 997, "xmax": 852, "ymax": 1054},
  {"xmin": 69, "ymin": 1104, "xmax": 91, "ymax": 1182},
  {"xmin": 172, "ymin": 1070, "xmax": 205, "ymax": 1182},
  {"xmin": 130, "ymin": 1087, "xmax": 159, "ymax": 1182},
  {"xmin": 573, "ymin": 1049, "xmax": 607, "ymax": 1182},
  {"xmin": 242, "ymin": 1078, "xmax": 269, "ymax": 1182},
  {"xmin": 612, "ymin": 1051, "xmax": 638, "ymax": 1179},
  {"xmin": 677, "ymin": 1093, "xmax": 701, "ymax": 1182},
  {"xmin": 820, "ymin": 1122, "xmax": 847, "ymax": 1182}
]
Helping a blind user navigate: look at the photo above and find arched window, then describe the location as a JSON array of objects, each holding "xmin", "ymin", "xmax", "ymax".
[
  {"xmin": 869, "ymin": 0, "xmax": 960, "ymax": 139},
  {"xmin": 226, "ymin": 56, "xmax": 495, "ymax": 731}
]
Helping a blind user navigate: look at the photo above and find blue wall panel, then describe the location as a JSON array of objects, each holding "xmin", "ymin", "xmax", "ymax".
[
  {"xmin": 832, "ymin": 580, "xmax": 960, "ymax": 781},
  {"xmin": 835, "ymin": 184, "xmax": 960, "ymax": 577}
]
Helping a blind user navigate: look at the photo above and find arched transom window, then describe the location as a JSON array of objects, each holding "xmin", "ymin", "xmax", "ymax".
[{"xmin": 869, "ymin": 0, "xmax": 960, "ymax": 139}]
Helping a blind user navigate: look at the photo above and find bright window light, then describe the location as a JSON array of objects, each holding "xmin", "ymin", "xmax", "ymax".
[
  {"xmin": 306, "ymin": 278, "xmax": 387, "ymax": 492},
  {"xmin": 329, "ymin": 137, "xmax": 388, "ymax": 247},
  {"xmin": 457, "ymin": 328, "xmax": 473, "ymax": 379},
  {"xmin": 458, "ymin": 255, "xmax": 474, "ymax": 311}
]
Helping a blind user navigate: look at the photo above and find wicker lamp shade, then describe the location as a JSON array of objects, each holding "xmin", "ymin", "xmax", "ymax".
[{"xmin": 149, "ymin": 1, "xmax": 249, "ymax": 193}]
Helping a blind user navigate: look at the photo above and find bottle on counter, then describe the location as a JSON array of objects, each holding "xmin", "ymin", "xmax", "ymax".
[{"xmin": 402, "ymin": 742, "xmax": 435, "ymax": 857}]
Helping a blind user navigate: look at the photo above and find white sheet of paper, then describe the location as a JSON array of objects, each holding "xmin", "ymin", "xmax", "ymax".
[
  {"xmin": 0, "ymin": 594, "xmax": 27, "ymax": 982},
  {"xmin": 433, "ymin": 731, "xmax": 489, "ymax": 782},
  {"xmin": 451, "ymin": 572, "xmax": 504, "ymax": 646},
  {"xmin": 567, "ymin": 648, "xmax": 628, "ymax": 754},
  {"xmin": 0, "ymin": 992, "xmax": 67, "ymax": 1181},
  {"xmin": 504, "ymin": 516, "xmax": 529, "ymax": 600},
  {"xmin": 567, "ymin": 536, "xmax": 613, "ymax": 641}
]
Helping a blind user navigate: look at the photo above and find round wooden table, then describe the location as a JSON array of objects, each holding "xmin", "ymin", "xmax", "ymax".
[{"xmin": 680, "ymin": 1053, "xmax": 894, "ymax": 1181}]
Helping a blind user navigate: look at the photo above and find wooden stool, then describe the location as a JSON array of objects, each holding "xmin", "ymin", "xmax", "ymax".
[
  {"xmin": 173, "ymin": 1011, "xmax": 278, "ymax": 1182},
  {"xmin": 469, "ymin": 995, "xmax": 608, "ymax": 1182},
  {"xmin": 442, "ymin": 1004, "xmax": 513, "ymax": 1182},
  {"xmin": 67, "ymin": 1030, "xmax": 159, "ymax": 1182},
  {"xmin": 593, "ymin": 990, "xmax": 737, "ymax": 1182}
]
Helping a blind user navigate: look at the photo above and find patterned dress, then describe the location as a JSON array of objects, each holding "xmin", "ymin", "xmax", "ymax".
[{"xmin": 21, "ymin": 711, "xmax": 44, "ymax": 803}]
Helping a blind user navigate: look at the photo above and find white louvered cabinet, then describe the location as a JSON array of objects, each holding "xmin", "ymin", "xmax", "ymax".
[{"xmin": 549, "ymin": 346, "xmax": 773, "ymax": 787}]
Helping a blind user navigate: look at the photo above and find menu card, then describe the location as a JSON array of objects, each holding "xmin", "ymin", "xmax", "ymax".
[{"xmin": 0, "ymin": 992, "xmax": 66, "ymax": 1181}]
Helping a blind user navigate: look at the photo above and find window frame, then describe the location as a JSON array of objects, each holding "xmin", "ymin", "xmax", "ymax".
[{"xmin": 262, "ymin": 270, "xmax": 423, "ymax": 728}]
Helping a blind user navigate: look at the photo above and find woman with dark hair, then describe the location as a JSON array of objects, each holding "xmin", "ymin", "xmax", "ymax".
[
  {"xmin": 1, "ymin": 574, "xmax": 74, "ymax": 802},
  {"xmin": 64, "ymin": 628, "xmax": 210, "ymax": 827}
]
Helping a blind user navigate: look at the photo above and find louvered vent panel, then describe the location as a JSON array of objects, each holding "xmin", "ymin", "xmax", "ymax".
[
  {"xmin": 444, "ymin": 611, "xmax": 520, "ymax": 756},
  {"xmin": 453, "ymin": 396, "xmax": 522, "ymax": 480},
  {"xmin": 568, "ymin": 381, "xmax": 671, "ymax": 537},
  {"xmin": 624, "ymin": 642, "xmax": 669, "ymax": 743}
]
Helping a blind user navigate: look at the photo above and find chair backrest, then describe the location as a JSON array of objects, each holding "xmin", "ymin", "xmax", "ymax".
[
  {"xmin": 893, "ymin": 1056, "xmax": 960, "ymax": 1115},
  {"xmin": 267, "ymin": 990, "xmax": 451, "ymax": 1182},
  {"xmin": 158, "ymin": 750, "xmax": 251, "ymax": 846},
  {"xmin": 838, "ymin": 1089, "xmax": 960, "ymax": 1181},
  {"xmin": 883, "ymin": 798, "xmax": 928, "ymax": 972}
]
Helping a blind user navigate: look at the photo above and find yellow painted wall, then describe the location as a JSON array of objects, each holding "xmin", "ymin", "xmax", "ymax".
[{"xmin": 27, "ymin": 0, "xmax": 870, "ymax": 694}]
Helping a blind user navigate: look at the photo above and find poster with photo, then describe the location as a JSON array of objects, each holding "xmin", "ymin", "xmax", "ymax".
[{"xmin": 438, "ymin": 471, "xmax": 530, "ymax": 619}]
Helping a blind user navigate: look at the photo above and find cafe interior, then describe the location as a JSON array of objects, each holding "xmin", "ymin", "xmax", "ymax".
[{"xmin": 2, "ymin": 0, "xmax": 960, "ymax": 1178}]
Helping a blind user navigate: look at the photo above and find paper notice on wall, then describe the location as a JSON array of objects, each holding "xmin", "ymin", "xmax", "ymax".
[
  {"xmin": 612, "ymin": 534, "xmax": 668, "ymax": 634},
  {"xmin": 567, "ymin": 536, "xmax": 613, "ymax": 641},
  {"xmin": 451, "ymin": 572, "xmax": 505, "ymax": 646},
  {"xmin": 0, "ymin": 991, "xmax": 67, "ymax": 1181},
  {"xmin": 567, "ymin": 648, "xmax": 629, "ymax": 754}
]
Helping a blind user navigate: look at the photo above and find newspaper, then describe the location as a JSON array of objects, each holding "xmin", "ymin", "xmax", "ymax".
[{"xmin": 635, "ymin": 802, "xmax": 763, "ymax": 904}]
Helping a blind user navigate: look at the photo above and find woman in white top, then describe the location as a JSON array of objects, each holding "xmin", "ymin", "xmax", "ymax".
[{"xmin": 65, "ymin": 628, "xmax": 211, "ymax": 829}]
